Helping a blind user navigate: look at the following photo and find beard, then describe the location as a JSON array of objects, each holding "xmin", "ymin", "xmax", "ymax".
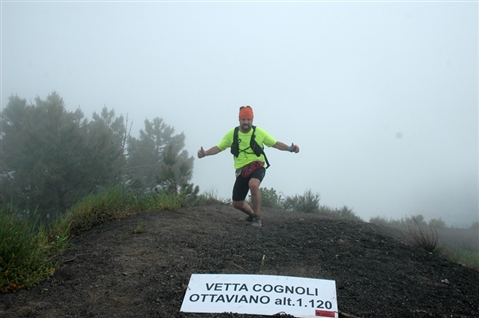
[{"xmin": 241, "ymin": 123, "xmax": 252, "ymax": 132}]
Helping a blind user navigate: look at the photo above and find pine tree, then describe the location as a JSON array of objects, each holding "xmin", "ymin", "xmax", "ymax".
[
  {"xmin": 0, "ymin": 92, "xmax": 126, "ymax": 220},
  {"xmin": 125, "ymin": 117, "xmax": 195, "ymax": 196}
]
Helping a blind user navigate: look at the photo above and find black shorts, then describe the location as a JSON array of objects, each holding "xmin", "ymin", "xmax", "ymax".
[{"xmin": 232, "ymin": 167, "xmax": 266, "ymax": 202}]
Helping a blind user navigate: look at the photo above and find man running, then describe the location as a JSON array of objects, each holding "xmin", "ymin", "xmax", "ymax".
[{"xmin": 197, "ymin": 105, "xmax": 300, "ymax": 227}]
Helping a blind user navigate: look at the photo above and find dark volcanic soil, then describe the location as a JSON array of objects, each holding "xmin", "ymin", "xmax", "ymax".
[{"xmin": 1, "ymin": 204, "xmax": 479, "ymax": 318}]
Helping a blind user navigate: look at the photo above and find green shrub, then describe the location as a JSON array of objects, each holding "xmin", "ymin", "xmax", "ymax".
[
  {"xmin": 283, "ymin": 189, "xmax": 320, "ymax": 213},
  {"xmin": 369, "ymin": 216, "xmax": 390, "ymax": 226},
  {"xmin": 370, "ymin": 214, "xmax": 428, "ymax": 229},
  {"xmin": 329, "ymin": 205, "xmax": 362, "ymax": 221},
  {"xmin": 260, "ymin": 187, "xmax": 283, "ymax": 209},
  {"xmin": 134, "ymin": 219, "xmax": 144, "ymax": 234},
  {"xmin": 406, "ymin": 217, "xmax": 439, "ymax": 252},
  {"xmin": 196, "ymin": 193, "xmax": 219, "ymax": 206},
  {"xmin": 155, "ymin": 190, "xmax": 183, "ymax": 211},
  {"xmin": 189, "ymin": 187, "xmax": 231, "ymax": 206},
  {"xmin": 429, "ymin": 217, "xmax": 447, "ymax": 229},
  {"xmin": 403, "ymin": 214, "xmax": 427, "ymax": 227}
]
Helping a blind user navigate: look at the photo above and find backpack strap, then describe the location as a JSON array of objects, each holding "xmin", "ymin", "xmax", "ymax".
[
  {"xmin": 230, "ymin": 126, "xmax": 270, "ymax": 169},
  {"xmin": 251, "ymin": 126, "xmax": 270, "ymax": 169},
  {"xmin": 230, "ymin": 126, "xmax": 240, "ymax": 157}
]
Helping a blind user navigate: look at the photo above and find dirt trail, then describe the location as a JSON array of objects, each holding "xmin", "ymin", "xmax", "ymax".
[{"xmin": 1, "ymin": 205, "xmax": 478, "ymax": 317}]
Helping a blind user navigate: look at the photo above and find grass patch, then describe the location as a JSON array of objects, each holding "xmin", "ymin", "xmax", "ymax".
[
  {"xmin": 370, "ymin": 214, "xmax": 478, "ymax": 271},
  {"xmin": 1, "ymin": 186, "xmax": 193, "ymax": 293},
  {"xmin": 454, "ymin": 250, "xmax": 479, "ymax": 270},
  {"xmin": 0, "ymin": 208, "xmax": 58, "ymax": 292},
  {"xmin": 134, "ymin": 219, "xmax": 144, "ymax": 234},
  {"xmin": 54, "ymin": 187, "xmax": 134, "ymax": 236},
  {"xmin": 439, "ymin": 248, "xmax": 479, "ymax": 271}
]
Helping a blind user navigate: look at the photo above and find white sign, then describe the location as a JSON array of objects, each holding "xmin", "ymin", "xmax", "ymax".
[{"xmin": 180, "ymin": 274, "xmax": 338, "ymax": 318}]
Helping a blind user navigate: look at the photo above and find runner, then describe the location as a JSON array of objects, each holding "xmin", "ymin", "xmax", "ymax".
[{"xmin": 197, "ymin": 105, "xmax": 300, "ymax": 227}]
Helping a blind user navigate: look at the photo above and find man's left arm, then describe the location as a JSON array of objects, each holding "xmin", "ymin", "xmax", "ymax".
[
  {"xmin": 273, "ymin": 141, "xmax": 300, "ymax": 153},
  {"xmin": 258, "ymin": 127, "xmax": 299, "ymax": 153}
]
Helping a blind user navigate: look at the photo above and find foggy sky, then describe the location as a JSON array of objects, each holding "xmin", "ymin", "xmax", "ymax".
[{"xmin": 1, "ymin": 1, "xmax": 477, "ymax": 227}]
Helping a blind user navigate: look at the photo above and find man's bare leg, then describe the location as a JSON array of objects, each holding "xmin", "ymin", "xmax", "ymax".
[
  {"xmin": 232, "ymin": 178, "xmax": 262, "ymax": 217},
  {"xmin": 248, "ymin": 178, "xmax": 262, "ymax": 217},
  {"xmin": 232, "ymin": 200, "xmax": 254, "ymax": 216}
]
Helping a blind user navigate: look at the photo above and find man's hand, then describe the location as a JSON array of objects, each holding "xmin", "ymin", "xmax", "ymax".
[
  {"xmin": 197, "ymin": 146, "xmax": 206, "ymax": 158},
  {"xmin": 289, "ymin": 143, "xmax": 300, "ymax": 153},
  {"xmin": 197, "ymin": 146, "xmax": 222, "ymax": 158},
  {"xmin": 273, "ymin": 142, "xmax": 300, "ymax": 153}
]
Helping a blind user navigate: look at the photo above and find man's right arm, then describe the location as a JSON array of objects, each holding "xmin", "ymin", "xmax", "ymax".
[
  {"xmin": 197, "ymin": 146, "xmax": 222, "ymax": 158},
  {"xmin": 198, "ymin": 128, "xmax": 233, "ymax": 158}
]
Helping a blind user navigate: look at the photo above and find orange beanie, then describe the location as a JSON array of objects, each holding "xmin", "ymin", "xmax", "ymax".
[{"xmin": 239, "ymin": 106, "xmax": 254, "ymax": 119}]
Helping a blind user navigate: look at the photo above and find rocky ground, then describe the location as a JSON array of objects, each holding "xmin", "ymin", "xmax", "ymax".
[{"xmin": 1, "ymin": 204, "xmax": 479, "ymax": 318}]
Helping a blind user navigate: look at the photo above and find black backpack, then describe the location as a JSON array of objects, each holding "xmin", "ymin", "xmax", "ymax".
[{"xmin": 230, "ymin": 125, "xmax": 270, "ymax": 168}]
